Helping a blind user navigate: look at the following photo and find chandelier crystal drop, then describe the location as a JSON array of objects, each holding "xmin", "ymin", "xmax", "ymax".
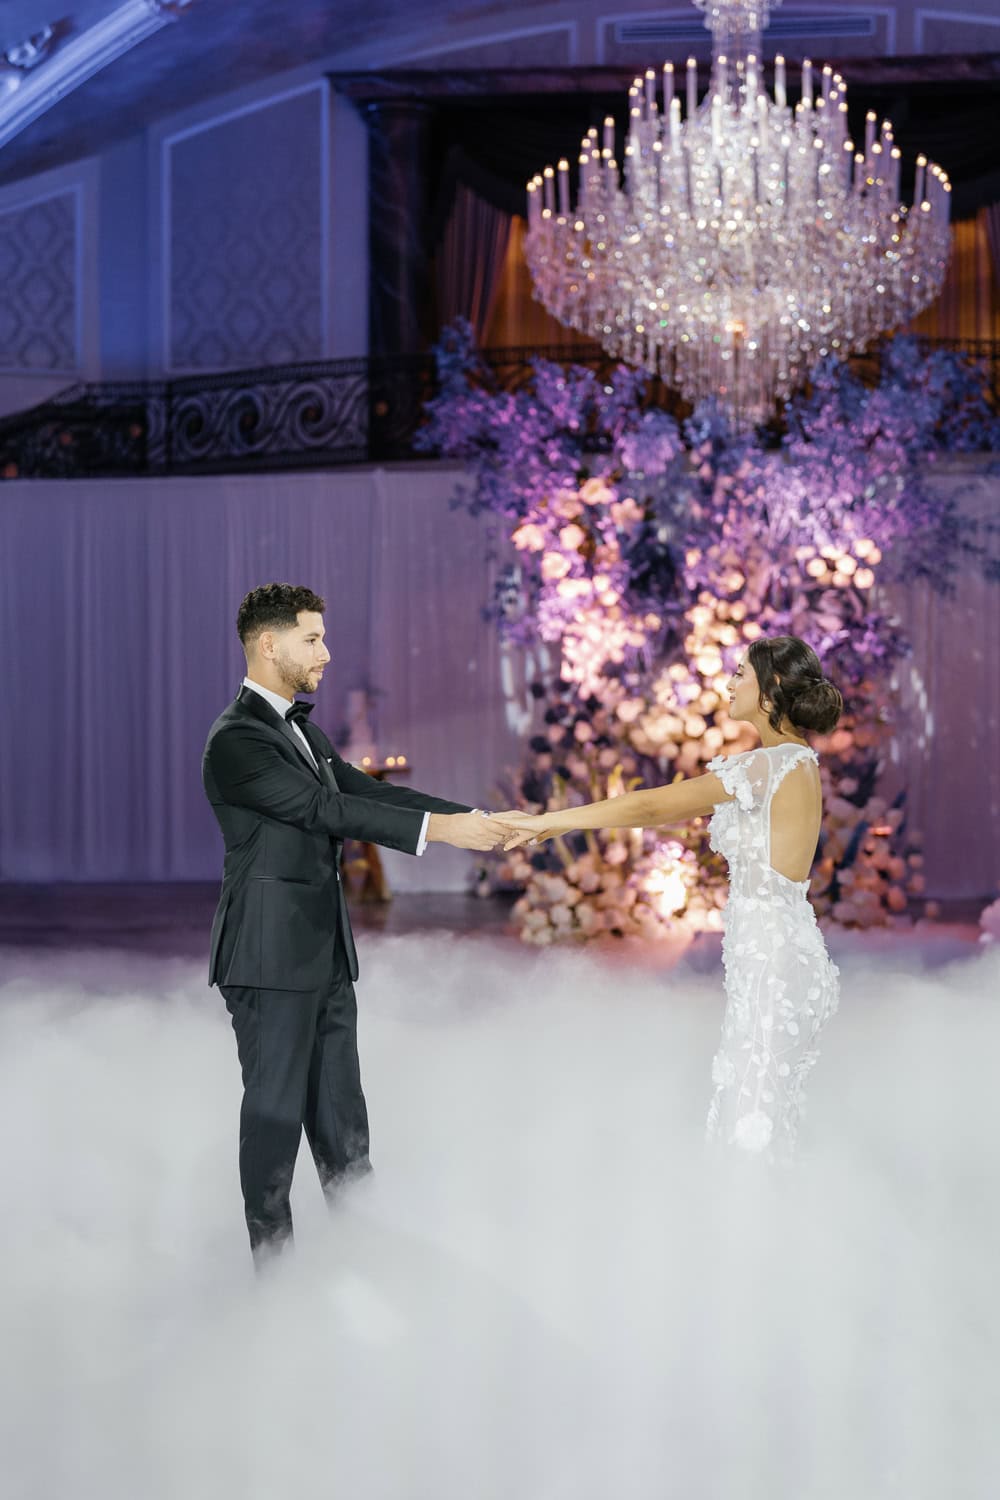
[{"xmin": 525, "ymin": 0, "xmax": 951, "ymax": 428}]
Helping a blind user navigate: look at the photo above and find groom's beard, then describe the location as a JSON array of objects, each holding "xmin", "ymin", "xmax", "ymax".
[{"xmin": 274, "ymin": 650, "xmax": 318, "ymax": 697}]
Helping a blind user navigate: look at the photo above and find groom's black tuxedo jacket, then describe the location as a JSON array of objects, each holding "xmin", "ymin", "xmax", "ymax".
[{"xmin": 202, "ymin": 686, "xmax": 470, "ymax": 991}]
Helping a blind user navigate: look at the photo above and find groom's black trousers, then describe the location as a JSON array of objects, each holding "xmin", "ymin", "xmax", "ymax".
[{"xmin": 221, "ymin": 953, "xmax": 371, "ymax": 1255}]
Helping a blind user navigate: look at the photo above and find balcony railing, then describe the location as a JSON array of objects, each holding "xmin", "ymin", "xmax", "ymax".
[{"xmin": 1, "ymin": 339, "xmax": 997, "ymax": 480}]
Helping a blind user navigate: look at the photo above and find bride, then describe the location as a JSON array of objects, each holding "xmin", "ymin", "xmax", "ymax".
[{"xmin": 497, "ymin": 635, "xmax": 844, "ymax": 1161}]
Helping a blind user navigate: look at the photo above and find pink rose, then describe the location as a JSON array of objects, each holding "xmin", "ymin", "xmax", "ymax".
[
  {"xmin": 610, "ymin": 497, "xmax": 644, "ymax": 530},
  {"xmin": 579, "ymin": 477, "xmax": 615, "ymax": 506},
  {"xmin": 559, "ymin": 523, "xmax": 587, "ymax": 552},
  {"xmin": 541, "ymin": 552, "xmax": 571, "ymax": 581},
  {"xmin": 552, "ymin": 490, "xmax": 584, "ymax": 519},
  {"xmin": 511, "ymin": 522, "xmax": 546, "ymax": 552}
]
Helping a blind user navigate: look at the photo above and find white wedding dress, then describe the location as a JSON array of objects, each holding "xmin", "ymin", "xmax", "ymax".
[{"xmin": 704, "ymin": 743, "xmax": 840, "ymax": 1161}]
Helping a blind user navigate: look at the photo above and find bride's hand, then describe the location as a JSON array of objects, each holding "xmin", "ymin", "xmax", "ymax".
[{"xmin": 493, "ymin": 811, "xmax": 558, "ymax": 851}]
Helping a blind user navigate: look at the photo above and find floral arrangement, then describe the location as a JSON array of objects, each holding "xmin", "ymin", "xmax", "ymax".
[
  {"xmin": 980, "ymin": 898, "xmax": 1000, "ymax": 944},
  {"xmin": 420, "ymin": 322, "xmax": 998, "ymax": 943}
]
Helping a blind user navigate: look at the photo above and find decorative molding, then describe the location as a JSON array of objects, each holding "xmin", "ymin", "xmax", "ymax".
[
  {"xmin": 0, "ymin": 0, "xmax": 194, "ymax": 152},
  {"xmin": 161, "ymin": 80, "xmax": 329, "ymax": 374},
  {"xmin": 2, "ymin": 23, "xmax": 58, "ymax": 74},
  {"xmin": 330, "ymin": 54, "xmax": 1000, "ymax": 101},
  {"xmin": 391, "ymin": 22, "xmax": 579, "ymax": 68},
  {"xmin": 914, "ymin": 10, "xmax": 1000, "ymax": 52},
  {"xmin": 596, "ymin": 7, "xmax": 896, "ymax": 62},
  {"xmin": 0, "ymin": 184, "xmax": 81, "ymax": 375}
]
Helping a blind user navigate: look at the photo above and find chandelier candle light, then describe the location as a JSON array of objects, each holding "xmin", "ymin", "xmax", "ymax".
[{"xmin": 525, "ymin": 0, "xmax": 951, "ymax": 426}]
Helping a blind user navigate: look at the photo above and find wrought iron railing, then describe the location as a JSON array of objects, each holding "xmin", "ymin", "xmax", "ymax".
[{"xmin": 0, "ymin": 338, "xmax": 996, "ymax": 479}]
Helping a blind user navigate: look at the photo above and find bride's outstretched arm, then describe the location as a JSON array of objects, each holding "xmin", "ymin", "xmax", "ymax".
[{"xmin": 496, "ymin": 771, "xmax": 732, "ymax": 849}]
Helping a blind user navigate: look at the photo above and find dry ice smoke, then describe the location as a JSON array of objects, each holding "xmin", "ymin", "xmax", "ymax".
[{"xmin": 1, "ymin": 930, "xmax": 997, "ymax": 1499}]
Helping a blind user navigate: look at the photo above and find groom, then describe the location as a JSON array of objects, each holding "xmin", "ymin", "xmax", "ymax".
[{"xmin": 203, "ymin": 583, "xmax": 504, "ymax": 1264}]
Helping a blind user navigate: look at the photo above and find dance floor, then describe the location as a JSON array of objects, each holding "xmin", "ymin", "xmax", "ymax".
[{"xmin": 2, "ymin": 889, "xmax": 997, "ymax": 1499}]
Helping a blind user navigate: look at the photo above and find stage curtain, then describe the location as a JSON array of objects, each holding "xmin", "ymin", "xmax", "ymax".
[
  {"xmin": 982, "ymin": 203, "xmax": 1000, "ymax": 296},
  {"xmin": 880, "ymin": 460, "xmax": 1000, "ymax": 905},
  {"xmin": 482, "ymin": 214, "xmax": 592, "ymax": 351},
  {"xmin": 904, "ymin": 212, "xmax": 1000, "ymax": 341},
  {"xmin": 434, "ymin": 184, "xmax": 513, "ymax": 345}
]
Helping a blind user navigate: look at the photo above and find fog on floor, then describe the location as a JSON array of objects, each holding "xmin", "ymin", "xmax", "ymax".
[{"xmin": 2, "ymin": 930, "xmax": 997, "ymax": 1500}]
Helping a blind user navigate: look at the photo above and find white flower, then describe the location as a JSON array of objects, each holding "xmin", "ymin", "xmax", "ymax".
[
  {"xmin": 732, "ymin": 1111, "xmax": 774, "ymax": 1153},
  {"xmin": 577, "ymin": 905, "xmax": 602, "ymax": 933},
  {"xmin": 711, "ymin": 1054, "xmax": 737, "ymax": 1087},
  {"xmin": 511, "ymin": 522, "xmax": 546, "ymax": 552},
  {"xmin": 552, "ymin": 489, "xmax": 583, "ymax": 520},
  {"xmin": 559, "ymin": 523, "xmax": 587, "ymax": 551},
  {"xmin": 541, "ymin": 551, "xmax": 571, "ymax": 581},
  {"xmin": 609, "ymin": 496, "xmax": 644, "ymax": 529},
  {"xmin": 580, "ymin": 477, "xmax": 615, "ymax": 506},
  {"xmin": 527, "ymin": 926, "xmax": 554, "ymax": 946}
]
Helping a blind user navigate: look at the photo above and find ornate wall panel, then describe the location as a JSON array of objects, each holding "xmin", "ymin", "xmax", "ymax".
[
  {"xmin": 914, "ymin": 12, "xmax": 1000, "ymax": 52},
  {"xmin": 0, "ymin": 188, "xmax": 78, "ymax": 372},
  {"xmin": 165, "ymin": 84, "xmax": 326, "ymax": 372}
]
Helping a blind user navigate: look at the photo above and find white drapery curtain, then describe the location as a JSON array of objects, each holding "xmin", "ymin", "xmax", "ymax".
[
  {"xmin": 1, "ymin": 461, "xmax": 997, "ymax": 898},
  {"xmin": 0, "ymin": 465, "xmax": 525, "ymax": 890}
]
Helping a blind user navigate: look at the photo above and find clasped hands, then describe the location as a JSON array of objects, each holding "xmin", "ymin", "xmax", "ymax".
[
  {"xmin": 426, "ymin": 810, "xmax": 558, "ymax": 852},
  {"xmin": 491, "ymin": 810, "xmax": 557, "ymax": 851}
]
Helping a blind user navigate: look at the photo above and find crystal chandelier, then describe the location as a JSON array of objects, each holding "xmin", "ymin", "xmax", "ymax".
[{"xmin": 525, "ymin": 0, "xmax": 951, "ymax": 427}]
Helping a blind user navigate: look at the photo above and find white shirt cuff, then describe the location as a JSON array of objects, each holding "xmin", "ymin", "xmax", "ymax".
[{"xmin": 415, "ymin": 811, "xmax": 430, "ymax": 856}]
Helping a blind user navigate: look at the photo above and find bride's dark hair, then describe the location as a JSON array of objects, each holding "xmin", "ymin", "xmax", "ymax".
[{"xmin": 747, "ymin": 635, "xmax": 843, "ymax": 734}]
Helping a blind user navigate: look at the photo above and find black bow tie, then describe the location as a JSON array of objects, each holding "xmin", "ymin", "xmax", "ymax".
[{"xmin": 285, "ymin": 701, "xmax": 314, "ymax": 727}]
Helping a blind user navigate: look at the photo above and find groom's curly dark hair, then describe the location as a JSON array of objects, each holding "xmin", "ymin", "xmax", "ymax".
[{"xmin": 237, "ymin": 583, "xmax": 326, "ymax": 646}]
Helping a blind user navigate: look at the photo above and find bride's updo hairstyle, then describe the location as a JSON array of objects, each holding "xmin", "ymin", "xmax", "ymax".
[{"xmin": 747, "ymin": 635, "xmax": 843, "ymax": 735}]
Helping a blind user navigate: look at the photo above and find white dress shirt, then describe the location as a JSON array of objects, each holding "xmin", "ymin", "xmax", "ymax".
[{"xmin": 242, "ymin": 677, "xmax": 429, "ymax": 854}]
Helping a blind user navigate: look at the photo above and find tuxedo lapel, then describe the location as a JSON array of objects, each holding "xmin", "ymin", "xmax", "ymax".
[
  {"xmin": 235, "ymin": 686, "xmax": 322, "ymax": 781},
  {"xmin": 304, "ymin": 727, "xmax": 340, "ymax": 791},
  {"xmin": 300, "ymin": 726, "xmax": 358, "ymax": 978}
]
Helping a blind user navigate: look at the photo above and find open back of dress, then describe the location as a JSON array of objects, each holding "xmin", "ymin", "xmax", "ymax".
[{"xmin": 704, "ymin": 744, "xmax": 840, "ymax": 1159}]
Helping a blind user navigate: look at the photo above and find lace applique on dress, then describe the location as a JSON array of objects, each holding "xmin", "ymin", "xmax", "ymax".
[{"xmin": 704, "ymin": 743, "xmax": 839, "ymax": 1162}]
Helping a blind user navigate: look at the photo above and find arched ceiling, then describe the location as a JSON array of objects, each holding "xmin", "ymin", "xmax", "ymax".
[{"xmin": 1, "ymin": 1, "xmax": 998, "ymax": 188}]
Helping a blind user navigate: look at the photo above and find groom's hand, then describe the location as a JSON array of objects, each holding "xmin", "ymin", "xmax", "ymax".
[
  {"xmin": 494, "ymin": 811, "xmax": 552, "ymax": 850},
  {"xmin": 426, "ymin": 812, "xmax": 508, "ymax": 851}
]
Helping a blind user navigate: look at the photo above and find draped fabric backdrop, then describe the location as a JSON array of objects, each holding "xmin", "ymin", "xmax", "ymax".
[
  {"xmin": 482, "ymin": 214, "xmax": 589, "ymax": 351},
  {"xmin": 0, "ymin": 467, "xmax": 525, "ymax": 891},
  {"xmin": 983, "ymin": 204, "xmax": 1000, "ymax": 301},
  {"xmin": 1, "ymin": 461, "xmax": 998, "ymax": 898},
  {"xmin": 906, "ymin": 208, "xmax": 1000, "ymax": 342},
  {"xmin": 434, "ymin": 185, "xmax": 513, "ymax": 346}
]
